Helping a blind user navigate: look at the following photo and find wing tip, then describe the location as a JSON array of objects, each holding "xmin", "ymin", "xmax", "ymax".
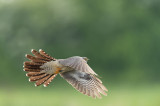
[{"xmin": 105, "ymin": 88, "xmax": 108, "ymax": 92}]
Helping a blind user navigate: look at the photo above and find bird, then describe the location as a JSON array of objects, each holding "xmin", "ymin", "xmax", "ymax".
[{"xmin": 23, "ymin": 49, "xmax": 108, "ymax": 98}]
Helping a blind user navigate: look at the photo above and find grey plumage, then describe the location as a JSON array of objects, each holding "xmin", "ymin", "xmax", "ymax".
[
  {"xmin": 59, "ymin": 56, "xmax": 97, "ymax": 75},
  {"xmin": 59, "ymin": 56, "xmax": 107, "ymax": 98},
  {"xmin": 24, "ymin": 50, "xmax": 108, "ymax": 99},
  {"xmin": 60, "ymin": 70, "xmax": 107, "ymax": 98}
]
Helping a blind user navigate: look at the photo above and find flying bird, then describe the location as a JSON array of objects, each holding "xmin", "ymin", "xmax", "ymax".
[{"xmin": 23, "ymin": 49, "xmax": 108, "ymax": 98}]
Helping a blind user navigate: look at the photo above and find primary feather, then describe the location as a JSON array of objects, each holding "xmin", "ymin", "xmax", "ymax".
[{"xmin": 60, "ymin": 70, "xmax": 108, "ymax": 98}]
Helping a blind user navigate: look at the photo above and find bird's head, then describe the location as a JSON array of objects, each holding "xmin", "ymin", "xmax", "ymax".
[{"xmin": 82, "ymin": 57, "xmax": 89, "ymax": 62}]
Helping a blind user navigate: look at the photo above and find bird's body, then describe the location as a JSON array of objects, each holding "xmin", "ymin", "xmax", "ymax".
[
  {"xmin": 23, "ymin": 49, "xmax": 108, "ymax": 98},
  {"xmin": 40, "ymin": 60, "xmax": 70, "ymax": 74}
]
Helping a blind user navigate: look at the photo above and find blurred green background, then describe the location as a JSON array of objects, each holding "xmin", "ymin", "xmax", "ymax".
[{"xmin": 0, "ymin": 0, "xmax": 160, "ymax": 106}]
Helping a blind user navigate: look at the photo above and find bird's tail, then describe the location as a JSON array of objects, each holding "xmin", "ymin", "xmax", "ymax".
[{"xmin": 23, "ymin": 49, "xmax": 57, "ymax": 87}]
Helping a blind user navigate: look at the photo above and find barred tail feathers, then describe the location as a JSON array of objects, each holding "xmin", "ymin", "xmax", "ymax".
[{"xmin": 23, "ymin": 49, "xmax": 57, "ymax": 87}]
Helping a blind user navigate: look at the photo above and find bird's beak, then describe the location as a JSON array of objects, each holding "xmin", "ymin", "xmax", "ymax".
[{"xmin": 86, "ymin": 58, "xmax": 89, "ymax": 61}]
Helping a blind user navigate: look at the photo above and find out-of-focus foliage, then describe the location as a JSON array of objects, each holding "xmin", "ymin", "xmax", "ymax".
[
  {"xmin": 0, "ymin": 0, "xmax": 160, "ymax": 106},
  {"xmin": 1, "ymin": 85, "xmax": 160, "ymax": 106},
  {"xmin": 0, "ymin": 0, "xmax": 160, "ymax": 86}
]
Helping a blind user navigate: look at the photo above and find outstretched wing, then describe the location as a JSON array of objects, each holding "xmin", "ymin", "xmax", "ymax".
[
  {"xmin": 60, "ymin": 70, "xmax": 108, "ymax": 98},
  {"xmin": 59, "ymin": 56, "xmax": 97, "ymax": 75}
]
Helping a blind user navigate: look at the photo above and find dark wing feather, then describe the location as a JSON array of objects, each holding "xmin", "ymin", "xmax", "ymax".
[{"xmin": 60, "ymin": 70, "xmax": 108, "ymax": 99}]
